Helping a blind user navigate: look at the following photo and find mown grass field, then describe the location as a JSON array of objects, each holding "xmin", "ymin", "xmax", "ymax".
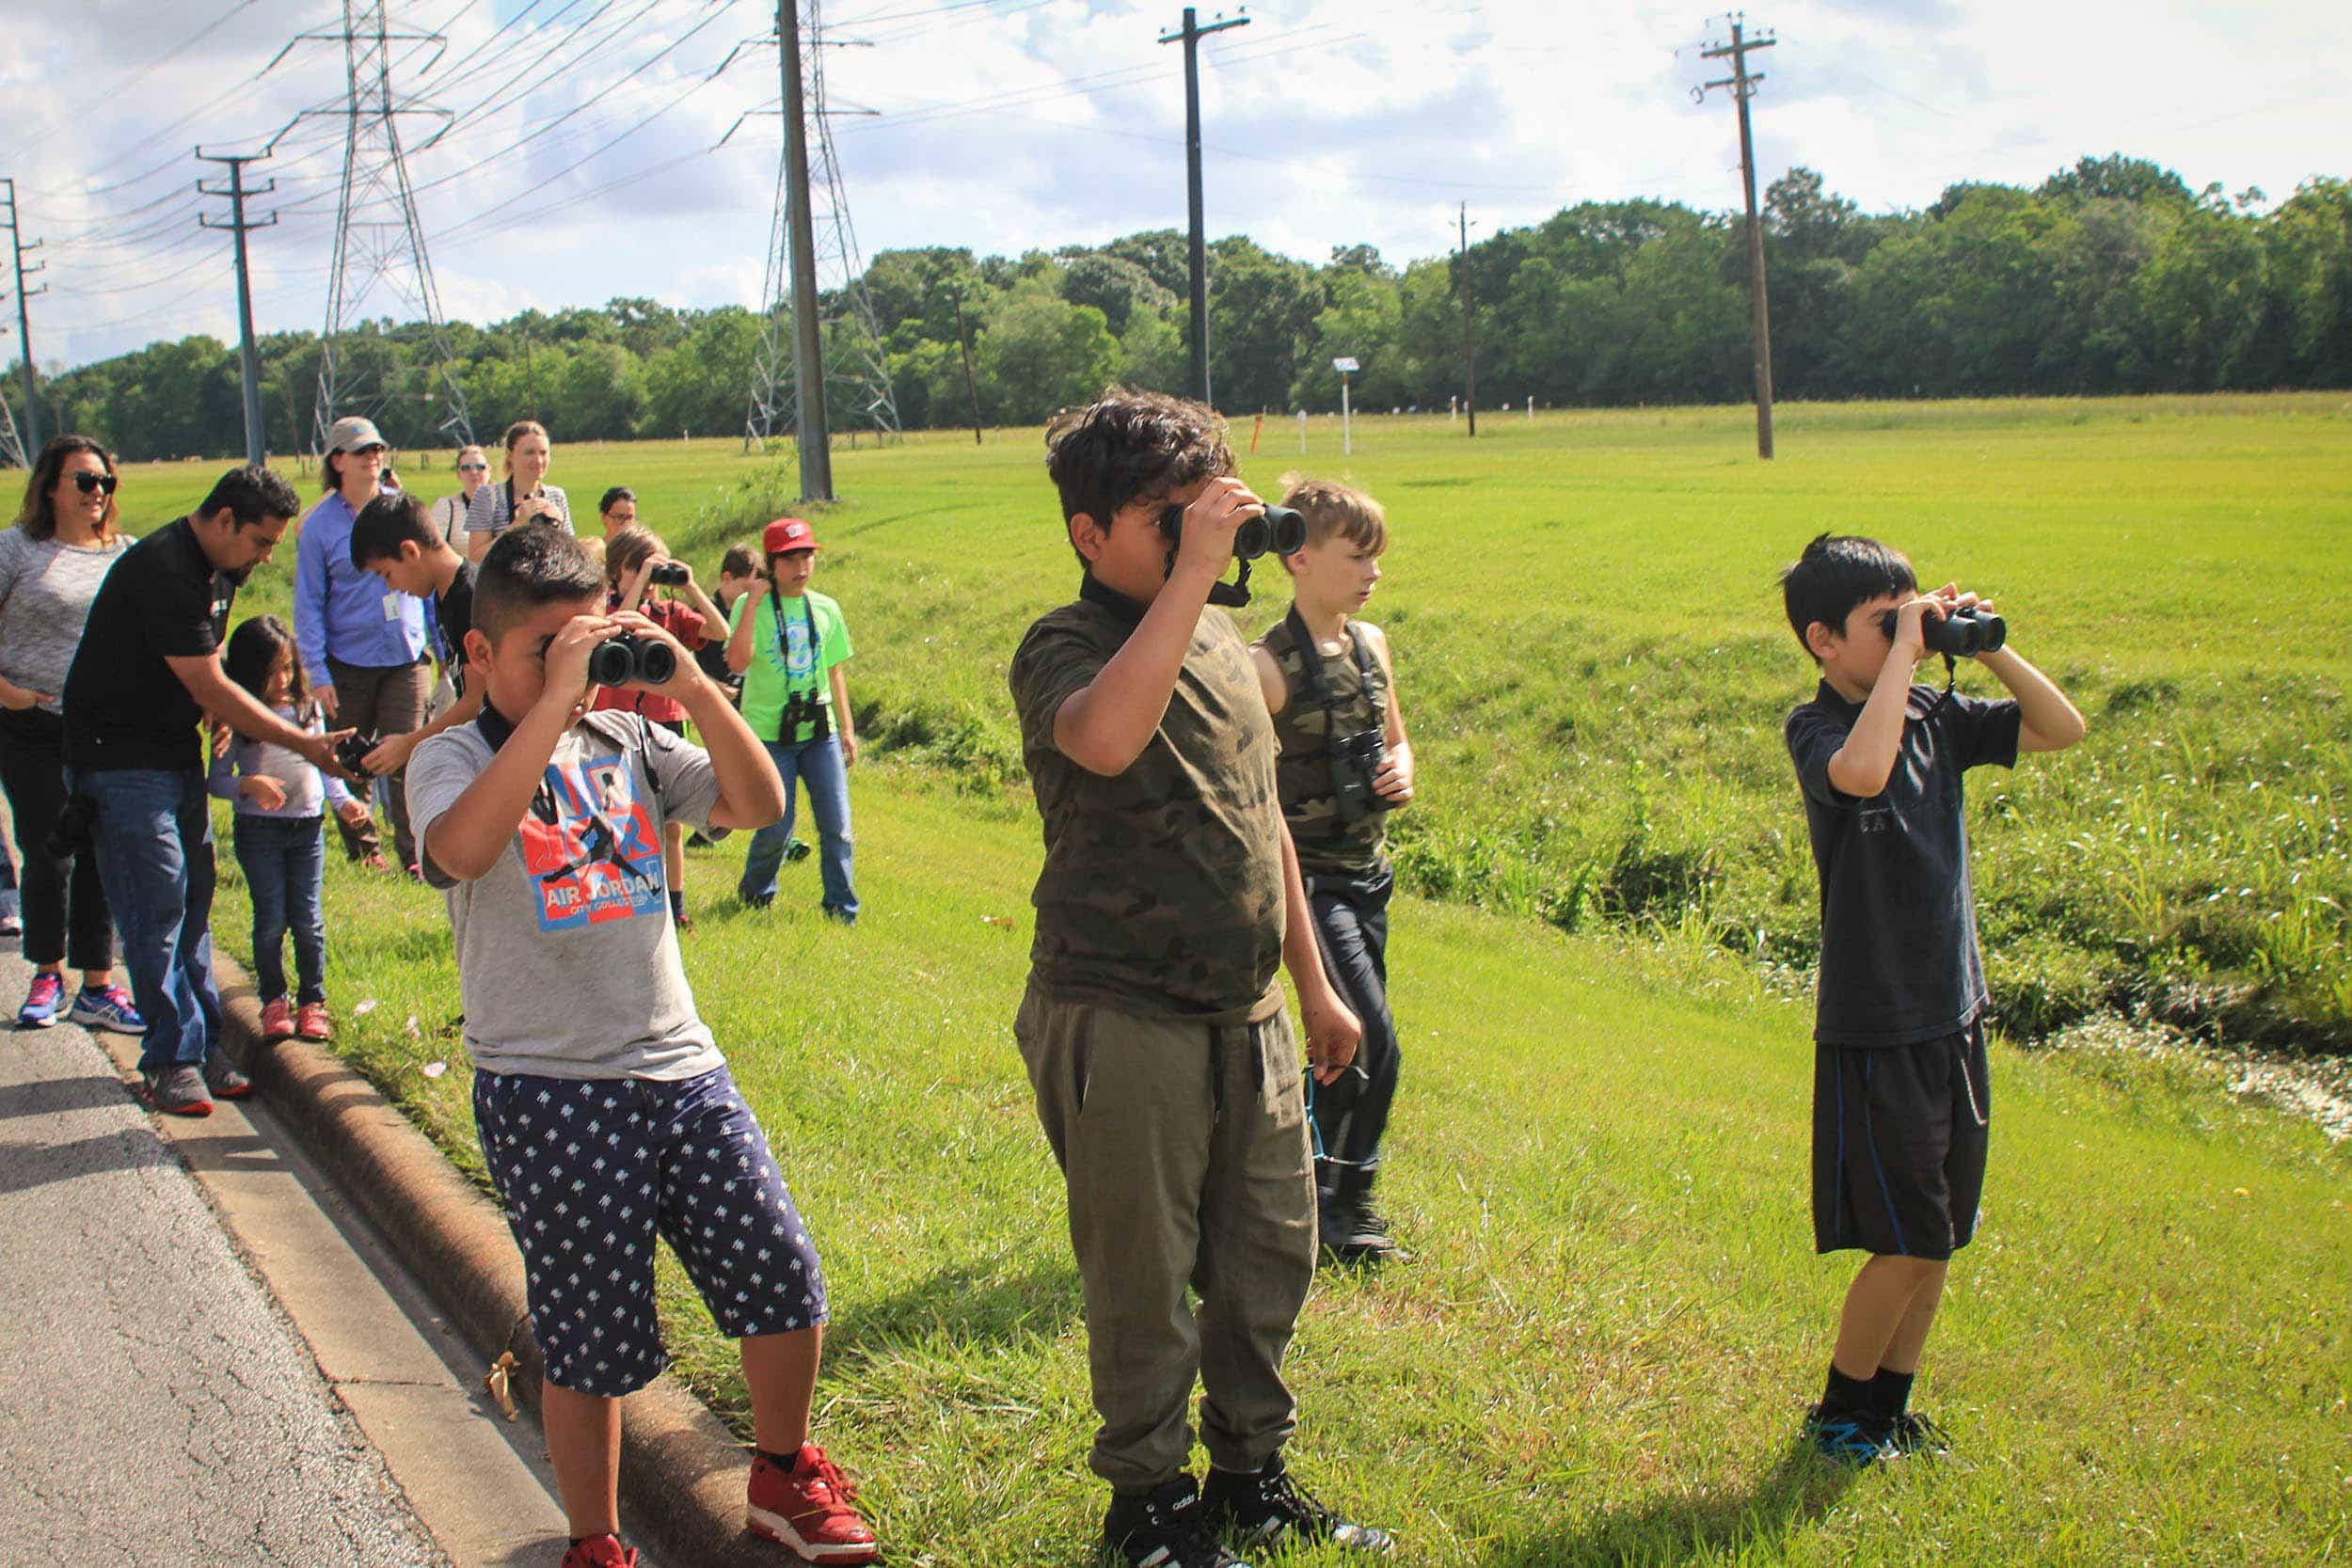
[{"xmin": 106, "ymin": 395, "xmax": 2352, "ymax": 1563}]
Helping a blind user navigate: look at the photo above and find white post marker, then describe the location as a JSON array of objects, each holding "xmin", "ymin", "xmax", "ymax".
[
  {"xmin": 1297, "ymin": 408, "xmax": 1308, "ymax": 454},
  {"xmin": 1450, "ymin": 393, "xmax": 1458, "ymax": 422},
  {"xmin": 1527, "ymin": 396, "xmax": 1534, "ymax": 422},
  {"xmin": 1333, "ymin": 356, "xmax": 1359, "ymax": 456}
]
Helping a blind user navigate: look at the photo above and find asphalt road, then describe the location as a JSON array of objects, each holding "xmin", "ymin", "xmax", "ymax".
[{"xmin": 0, "ymin": 957, "xmax": 447, "ymax": 1568}]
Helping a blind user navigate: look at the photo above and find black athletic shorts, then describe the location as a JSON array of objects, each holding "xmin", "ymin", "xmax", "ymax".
[{"xmin": 1812, "ymin": 1019, "xmax": 1990, "ymax": 1260}]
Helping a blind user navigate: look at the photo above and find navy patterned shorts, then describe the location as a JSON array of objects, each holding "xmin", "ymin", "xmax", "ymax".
[{"xmin": 473, "ymin": 1064, "xmax": 828, "ymax": 1397}]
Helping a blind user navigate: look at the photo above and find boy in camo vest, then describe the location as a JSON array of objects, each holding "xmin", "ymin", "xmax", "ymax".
[
  {"xmin": 1249, "ymin": 480, "xmax": 1415, "ymax": 1265},
  {"xmin": 1009, "ymin": 390, "xmax": 1393, "ymax": 1568}
]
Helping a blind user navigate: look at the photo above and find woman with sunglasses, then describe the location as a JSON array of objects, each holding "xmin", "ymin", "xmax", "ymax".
[
  {"xmin": 430, "ymin": 443, "xmax": 489, "ymax": 551},
  {"xmin": 0, "ymin": 436, "xmax": 143, "ymax": 1032}
]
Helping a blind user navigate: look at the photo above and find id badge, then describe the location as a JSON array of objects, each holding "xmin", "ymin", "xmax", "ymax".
[{"xmin": 381, "ymin": 592, "xmax": 401, "ymax": 622}]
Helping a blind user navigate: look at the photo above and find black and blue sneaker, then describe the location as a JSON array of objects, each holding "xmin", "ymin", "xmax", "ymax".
[
  {"xmin": 1803, "ymin": 1403, "xmax": 1900, "ymax": 1467},
  {"xmin": 1890, "ymin": 1410, "xmax": 1952, "ymax": 1457},
  {"xmin": 1202, "ymin": 1454, "xmax": 1392, "ymax": 1556}
]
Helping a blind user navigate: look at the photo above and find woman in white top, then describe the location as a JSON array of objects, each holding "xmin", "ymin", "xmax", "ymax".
[
  {"xmin": 431, "ymin": 443, "xmax": 489, "ymax": 549},
  {"xmin": 464, "ymin": 420, "xmax": 571, "ymax": 562}
]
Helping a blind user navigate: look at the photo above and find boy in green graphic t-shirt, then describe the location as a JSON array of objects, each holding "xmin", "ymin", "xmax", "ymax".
[{"xmin": 724, "ymin": 516, "xmax": 860, "ymax": 921}]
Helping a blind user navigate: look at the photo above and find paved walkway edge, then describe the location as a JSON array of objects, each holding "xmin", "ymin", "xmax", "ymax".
[{"xmin": 212, "ymin": 957, "xmax": 779, "ymax": 1568}]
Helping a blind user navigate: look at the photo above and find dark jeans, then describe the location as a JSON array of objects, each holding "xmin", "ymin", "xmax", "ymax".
[
  {"xmin": 75, "ymin": 766, "xmax": 219, "ymax": 1071},
  {"xmin": 326, "ymin": 656, "xmax": 431, "ymax": 867},
  {"xmin": 1303, "ymin": 865, "xmax": 1402, "ymax": 1214},
  {"xmin": 0, "ymin": 707, "xmax": 114, "ymax": 972},
  {"xmin": 738, "ymin": 735, "xmax": 856, "ymax": 918},
  {"xmin": 232, "ymin": 814, "xmax": 326, "ymax": 1006}
]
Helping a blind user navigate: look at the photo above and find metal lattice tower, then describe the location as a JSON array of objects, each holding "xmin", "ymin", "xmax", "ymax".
[
  {"xmin": 0, "ymin": 391, "xmax": 24, "ymax": 470},
  {"xmin": 746, "ymin": 0, "xmax": 899, "ymax": 449},
  {"xmin": 303, "ymin": 0, "xmax": 473, "ymax": 452}
]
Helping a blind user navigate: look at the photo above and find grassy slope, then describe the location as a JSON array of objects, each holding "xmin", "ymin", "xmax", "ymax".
[
  {"xmin": 255, "ymin": 780, "xmax": 2345, "ymax": 1566},
  {"xmin": 113, "ymin": 397, "xmax": 2350, "ymax": 1561}
]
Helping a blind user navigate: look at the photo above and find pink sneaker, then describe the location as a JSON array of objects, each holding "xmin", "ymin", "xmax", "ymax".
[
  {"xmin": 295, "ymin": 1002, "xmax": 332, "ymax": 1042},
  {"xmin": 260, "ymin": 997, "xmax": 294, "ymax": 1040}
]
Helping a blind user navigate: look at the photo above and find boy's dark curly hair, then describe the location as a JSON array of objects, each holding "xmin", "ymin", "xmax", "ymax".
[{"xmin": 1044, "ymin": 388, "xmax": 1234, "ymax": 562}]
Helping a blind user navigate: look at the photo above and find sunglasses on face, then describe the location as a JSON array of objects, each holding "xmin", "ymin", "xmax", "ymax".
[
  {"xmin": 459, "ymin": 461, "xmax": 487, "ymax": 472},
  {"xmin": 72, "ymin": 470, "xmax": 119, "ymax": 496}
]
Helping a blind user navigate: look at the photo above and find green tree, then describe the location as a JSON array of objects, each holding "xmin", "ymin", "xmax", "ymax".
[{"xmin": 976, "ymin": 287, "xmax": 1123, "ymax": 424}]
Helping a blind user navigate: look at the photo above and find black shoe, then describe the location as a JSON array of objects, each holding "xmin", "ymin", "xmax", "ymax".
[
  {"xmin": 784, "ymin": 837, "xmax": 813, "ymax": 863},
  {"xmin": 1889, "ymin": 1409, "xmax": 1952, "ymax": 1457},
  {"xmin": 1802, "ymin": 1402, "xmax": 1900, "ymax": 1467},
  {"xmin": 1104, "ymin": 1476, "xmax": 1248, "ymax": 1568},
  {"xmin": 1202, "ymin": 1455, "xmax": 1392, "ymax": 1555},
  {"xmin": 1319, "ymin": 1205, "xmax": 1408, "ymax": 1266}
]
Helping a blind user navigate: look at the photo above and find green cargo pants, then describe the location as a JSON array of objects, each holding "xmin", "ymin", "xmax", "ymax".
[{"xmin": 1015, "ymin": 980, "xmax": 1317, "ymax": 1493}]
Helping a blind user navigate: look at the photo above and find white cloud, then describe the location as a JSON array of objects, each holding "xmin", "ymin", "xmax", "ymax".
[{"xmin": 2, "ymin": 0, "xmax": 2340, "ymax": 374}]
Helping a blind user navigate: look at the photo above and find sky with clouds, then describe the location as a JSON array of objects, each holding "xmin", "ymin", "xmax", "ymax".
[{"xmin": 3, "ymin": 0, "xmax": 2341, "ymax": 372}]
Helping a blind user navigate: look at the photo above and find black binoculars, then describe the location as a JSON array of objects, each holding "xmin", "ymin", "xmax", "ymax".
[
  {"xmin": 1156, "ymin": 502, "xmax": 1308, "ymax": 562},
  {"xmin": 645, "ymin": 562, "xmax": 690, "ymax": 587},
  {"xmin": 1880, "ymin": 606, "xmax": 2007, "ymax": 657},
  {"xmin": 333, "ymin": 730, "xmax": 382, "ymax": 776},
  {"xmin": 587, "ymin": 635, "xmax": 677, "ymax": 688}
]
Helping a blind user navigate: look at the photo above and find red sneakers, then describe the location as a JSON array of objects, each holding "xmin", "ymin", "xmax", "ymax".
[
  {"xmin": 295, "ymin": 1002, "xmax": 332, "ymax": 1042},
  {"xmin": 260, "ymin": 998, "xmax": 294, "ymax": 1040},
  {"xmin": 558, "ymin": 1536, "xmax": 636, "ymax": 1568},
  {"xmin": 748, "ymin": 1446, "xmax": 878, "ymax": 1564}
]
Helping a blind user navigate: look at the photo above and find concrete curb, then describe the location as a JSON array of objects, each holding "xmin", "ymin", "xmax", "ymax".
[{"xmin": 211, "ymin": 956, "xmax": 787, "ymax": 1568}]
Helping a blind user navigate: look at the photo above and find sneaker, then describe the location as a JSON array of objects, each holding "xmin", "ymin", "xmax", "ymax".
[
  {"xmin": 1104, "ymin": 1475, "xmax": 1248, "ymax": 1568},
  {"xmin": 1202, "ymin": 1455, "xmax": 1392, "ymax": 1556},
  {"xmin": 1320, "ymin": 1206, "xmax": 1409, "ymax": 1266},
  {"xmin": 203, "ymin": 1049, "xmax": 253, "ymax": 1101},
  {"xmin": 783, "ymin": 837, "xmax": 813, "ymax": 863},
  {"xmin": 558, "ymin": 1536, "xmax": 636, "ymax": 1568},
  {"xmin": 142, "ymin": 1064, "xmax": 215, "ymax": 1118},
  {"xmin": 748, "ymin": 1445, "xmax": 878, "ymax": 1564},
  {"xmin": 17, "ymin": 972, "xmax": 65, "ymax": 1029},
  {"xmin": 822, "ymin": 907, "xmax": 856, "ymax": 927},
  {"xmin": 295, "ymin": 1003, "xmax": 332, "ymax": 1042},
  {"xmin": 70, "ymin": 984, "xmax": 145, "ymax": 1036},
  {"xmin": 1803, "ymin": 1403, "xmax": 1901, "ymax": 1467},
  {"xmin": 405, "ymin": 862, "xmax": 423, "ymax": 882},
  {"xmin": 1890, "ymin": 1410, "xmax": 1952, "ymax": 1457},
  {"xmin": 260, "ymin": 997, "xmax": 294, "ymax": 1040},
  {"xmin": 358, "ymin": 851, "xmax": 390, "ymax": 873},
  {"xmin": 0, "ymin": 912, "xmax": 22, "ymax": 938},
  {"xmin": 740, "ymin": 890, "xmax": 775, "ymax": 911}
]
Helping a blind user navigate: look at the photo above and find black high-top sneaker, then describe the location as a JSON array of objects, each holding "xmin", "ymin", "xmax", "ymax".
[
  {"xmin": 1202, "ymin": 1454, "xmax": 1393, "ymax": 1555},
  {"xmin": 1103, "ymin": 1474, "xmax": 1248, "ymax": 1568}
]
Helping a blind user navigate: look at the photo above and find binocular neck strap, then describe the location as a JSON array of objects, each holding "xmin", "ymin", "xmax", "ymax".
[
  {"xmin": 1160, "ymin": 543, "xmax": 1256, "ymax": 609},
  {"xmin": 1283, "ymin": 606, "xmax": 1379, "ymax": 721}
]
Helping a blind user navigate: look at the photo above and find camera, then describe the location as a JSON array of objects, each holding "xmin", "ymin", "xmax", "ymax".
[
  {"xmin": 586, "ymin": 635, "xmax": 677, "ymax": 688},
  {"xmin": 645, "ymin": 562, "xmax": 690, "ymax": 587},
  {"xmin": 1880, "ymin": 606, "xmax": 2007, "ymax": 657},
  {"xmin": 1328, "ymin": 728, "xmax": 1393, "ymax": 824},
  {"xmin": 1155, "ymin": 501, "xmax": 1308, "ymax": 562},
  {"xmin": 334, "ymin": 730, "xmax": 382, "ymax": 776}
]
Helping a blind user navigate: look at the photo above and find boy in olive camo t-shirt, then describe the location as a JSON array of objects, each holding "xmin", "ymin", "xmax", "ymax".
[{"xmin": 1008, "ymin": 390, "xmax": 1393, "ymax": 1568}]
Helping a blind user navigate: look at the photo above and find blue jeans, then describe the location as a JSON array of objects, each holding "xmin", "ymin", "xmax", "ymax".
[
  {"xmin": 75, "ymin": 767, "xmax": 220, "ymax": 1071},
  {"xmin": 737, "ymin": 736, "xmax": 856, "ymax": 918},
  {"xmin": 232, "ymin": 814, "xmax": 327, "ymax": 1006}
]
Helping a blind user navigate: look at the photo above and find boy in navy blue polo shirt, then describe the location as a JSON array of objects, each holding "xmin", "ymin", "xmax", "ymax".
[{"xmin": 1779, "ymin": 534, "xmax": 2086, "ymax": 1465}]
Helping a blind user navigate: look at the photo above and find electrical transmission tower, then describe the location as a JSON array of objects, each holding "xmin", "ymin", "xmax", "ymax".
[
  {"xmin": 745, "ymin": 0, "xmax": 900, "ymax": 467},
  {"xmin": 0, "ymin": 391, "xmax": 24, "ymax": 470},
  {"xmin": 281, "ymin": 1, "xmax": 473, "ymax": 453}
]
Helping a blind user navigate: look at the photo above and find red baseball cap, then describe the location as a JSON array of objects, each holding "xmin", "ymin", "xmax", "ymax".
[{"xmin": 762, "ymin": 516, "xmax": 820, "ymax": 555}]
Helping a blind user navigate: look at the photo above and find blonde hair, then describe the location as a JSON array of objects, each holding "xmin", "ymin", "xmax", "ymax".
[
  {"xmin": 604, "ymin": 524, "xmax": 665, "ymax": 584},
  {"xmin": 1279, "ymin": 474, "xmax": 1388, "ymax": 555}
]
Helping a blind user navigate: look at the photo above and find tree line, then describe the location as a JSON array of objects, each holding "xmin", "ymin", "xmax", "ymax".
[{"xmin": 16, "ymin": 155, "xmax": 2351, "ymax": 463}]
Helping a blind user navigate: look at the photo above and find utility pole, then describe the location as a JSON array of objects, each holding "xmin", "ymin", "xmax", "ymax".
[
  {"xmin": 949, "ymin": 285, "xmax": 984, "ymax": 446},
  {"xmin": 198, "ymin": 150, "xmax": 278, "ymax": 466},
  {"xmin": 1699, "ymin": 13, "xmax": 1777, "ymax": 460},
  {"xmin": 1457, "ymin": 202, "xmax": 1477, "ymax": 438},
  {"xmin": 1159, "ymin": 6, "xmax": 1248, "ymax": 406},
  {"xmin": 1, "ymin": 180, "xmax": 47, "ymax": 451},
  {"xmin": 778, "ymin": 0, "xmax": 834, "ymax": 500}
]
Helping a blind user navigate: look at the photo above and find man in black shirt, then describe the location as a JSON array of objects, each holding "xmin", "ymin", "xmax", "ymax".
[
  {"xmin": 64, "ymin": 465, "xmax": 350, "ymax": 1117},
  {"xmin": 1778, "ymin": 533, "xmax": 2086, "ymax": 1467}
]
